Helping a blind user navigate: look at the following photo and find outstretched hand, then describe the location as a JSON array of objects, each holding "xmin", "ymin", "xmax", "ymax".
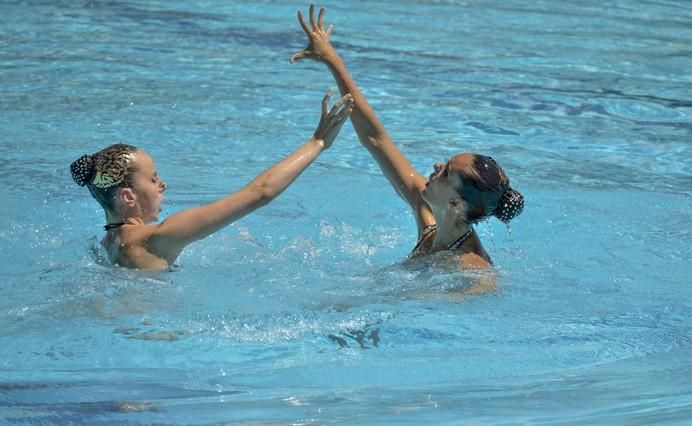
[
  {"xmin": 290, "ymin": 4, "xmax": 336, "ymax": 64},
  {"xmin": 313, "ymin": 90, "xmax": 354, "ymax": 150}
]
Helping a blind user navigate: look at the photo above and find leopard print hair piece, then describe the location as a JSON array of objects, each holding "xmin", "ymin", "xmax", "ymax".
[{"xmin": 70, "ymin": 144, "xmax": 137, "ymax": 189}]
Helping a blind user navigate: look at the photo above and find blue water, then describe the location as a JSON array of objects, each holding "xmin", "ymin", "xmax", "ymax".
[{"xmin": 1, "ymin": 0, "xmax": 691, "ymax": 424}]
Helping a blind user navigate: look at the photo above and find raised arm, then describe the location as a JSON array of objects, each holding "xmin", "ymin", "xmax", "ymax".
[
  {"xmin": 148, "ymin": 91, "xmax": 353, "ymax": 260},
  {"xmin": 290, "ymin": 5, "xmax": 434, "ymax": 233}
]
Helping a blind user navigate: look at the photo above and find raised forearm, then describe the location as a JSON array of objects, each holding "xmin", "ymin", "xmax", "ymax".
[
  {"xmin": 324, "ymin": 54, "xmax": 388, "ymax": 142},
  {"xmin": 290, "ymin": 4, "xmax": 433, "ymax": 233},
  {"xmin": 153, "ymin": 89, "xmax": 352, "ymax": 251},
  {"xmin": 246, "ymin": 138, "xmax": 325, "ymax": 201},
  {"xmin": 155, "ymin": 138, "xmax": 325, "ymax": 246},
  {"xmin": 322, "ymin": 53, "xmax": 425, "ymax": 202}
]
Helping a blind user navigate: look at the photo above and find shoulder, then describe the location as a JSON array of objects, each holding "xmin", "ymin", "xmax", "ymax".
[
  {"xmin": 118, "ymin": 224, "xmax": 156, "ymax": 245},
  {"xmin": 459, "ymin": 252, "xmax": 492, "ymax": 269},
  {"xmin": 109, "ymin": 225, "xmax": 173, "ymax": 269}
]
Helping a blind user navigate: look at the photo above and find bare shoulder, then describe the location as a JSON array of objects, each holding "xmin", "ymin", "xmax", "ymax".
[
  {"xmin": 459, "ymin": 252, "xmax": 492, "ymax": 269},
  {"xmin": 448, "ymin": 254, "xmax": 497, "ymax": 296},
  {"xmin": 111, "ymin": 225, "xmax": 172, "ymax": 270},
  {"xmin": 118, "ymin": 223, "xmax": 156, "ymax": 245}
]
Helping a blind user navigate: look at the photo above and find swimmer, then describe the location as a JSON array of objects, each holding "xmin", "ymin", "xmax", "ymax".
[
  {"xmin": 71, "ymin": 91, "xmax": 354, "ymax": 270},
  {"xmin": 291, "ymin": 5, "xmax": 523, "ymax": 269}
]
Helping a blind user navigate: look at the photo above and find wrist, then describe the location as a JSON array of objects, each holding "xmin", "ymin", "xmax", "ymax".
[
  {"xmin": 309, "ymin": 137, "xmax": 326, "ymax": 151},
  {"xmin": 322, "ymin": 52, "xmax": 343, "ymax": 68}
]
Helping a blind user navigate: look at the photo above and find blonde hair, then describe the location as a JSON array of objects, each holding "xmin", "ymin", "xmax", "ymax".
[{"xmin": 70, "ymin": 143, "xmax": 139, "ymax": 211}]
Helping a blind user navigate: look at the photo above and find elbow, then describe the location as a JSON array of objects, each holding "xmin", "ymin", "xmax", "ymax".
[{"xmin": 250, "ymin": 183, "xmax": 277, "ymax": 207}]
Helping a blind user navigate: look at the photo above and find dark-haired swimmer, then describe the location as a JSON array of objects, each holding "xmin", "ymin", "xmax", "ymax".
[
  {"xmin": 291, "ymin": 5, "xmax": 523, "ymax": 269},
  {"xmin": 71, "ymin": 91, "xmax": 353, "ymax": 270}
]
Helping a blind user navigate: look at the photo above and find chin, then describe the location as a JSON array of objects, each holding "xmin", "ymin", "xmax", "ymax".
[
  {"xmin": 421, "ymin": 189, "xmax": 439, "ymax": 206},
  {"xmin": 421, "ymin": 187, "xmax": 430, "ymax": 200}
]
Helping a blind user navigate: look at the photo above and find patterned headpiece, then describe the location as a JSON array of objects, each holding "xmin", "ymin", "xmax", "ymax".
[
  {"xmin": 70, "ymin": 144, "xmax": 137, "ymax": 189},
  {"xmin": 494, "ymin": 187, "xmax": 524, "ymax": 223},
  {"xmin": 474, "ymin": 155, "xmax": 524, "ymax": 223}
]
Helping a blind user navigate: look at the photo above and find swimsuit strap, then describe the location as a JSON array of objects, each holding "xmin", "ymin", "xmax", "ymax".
[
  {"xmin": 411, "ymin": 225, "xmax": 474, "ymax": 255},
  {"xmin": 104, "ymin": 222, "xmax": 126, "ymax": 231},
  {"xmin": 447, "ymin": 227, "xmax": 474, "ymax": 251},
  {"xmin": 412, "ymin": 224, "xmax": 437, "ymax": 254}
]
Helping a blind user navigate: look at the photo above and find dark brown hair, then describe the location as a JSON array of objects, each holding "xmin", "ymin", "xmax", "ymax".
[{"xmin": 455, "ymin": 155, "xmax": 524, "ymax": 224}]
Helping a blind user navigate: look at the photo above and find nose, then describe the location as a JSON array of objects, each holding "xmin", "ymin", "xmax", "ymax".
[
  {"xmin": 429, "ymin": 163, "xmax": 444, "ymax": 180},
  {"xmin": 160, "ymin": 180, "xmax": 167, "ymax": 192}
]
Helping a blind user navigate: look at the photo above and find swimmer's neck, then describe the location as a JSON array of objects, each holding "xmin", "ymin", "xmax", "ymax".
[
  {"xmin": 105, "ymin": 210, "xmax": 145, "ymax": 228},
  {"xmin": 431, "ymin": 220, "xmax": 472, "ymax": 251}
]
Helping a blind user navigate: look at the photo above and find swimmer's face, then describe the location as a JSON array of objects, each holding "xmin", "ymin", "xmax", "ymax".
[
  {"xmin": 422, "ymin": 153, "xmax": 504, "ymax": 222},
  {"xmin": 128, "ymin": 151, "xmax": 167, "ymax": 223},
  {"xmin": 422, "ymin": 153, "xmax": 474, "ymax": 209}
]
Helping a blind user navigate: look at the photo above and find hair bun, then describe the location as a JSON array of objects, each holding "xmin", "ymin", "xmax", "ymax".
[
  {"xmin": 70, "ymin": 154, "xmax": 95, "ymax": 186},
  {"xmin": 494, "ymin": 187, "xmax": 524, "ymax": 223}
]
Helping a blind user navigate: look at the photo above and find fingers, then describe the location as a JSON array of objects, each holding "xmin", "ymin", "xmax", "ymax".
[
  {"xmin": 297, "ymin": 10, "xmax": 310, "ymax": 35},
  {"xmin": 328, "ymin": 94, "xmax": 354, "ymax": 119},
  {"xmin": 322, "ymin": 89, "xmax": 333, "ymax": 116},
  {"xmin": 309, "ymin": 4, "xmax": 317, "ymax": 30},
  {"xmin": 299, "ymin": 5, "xmax": 330, "ymax": 35},
  {"xmin": 329, "ymin": 98, "xmax": 353, "ymax": 135},
  {"xmin": 340, "ymin": 95, "xmax": 355, "ymax": 118},
  {"xmin": 317, "ymin": 7, "xmax": 325, "ymax": 29},
  {"xmin": 293, "ymin": 5, "xmax": 329, "ymax": 64},
  {"xmin": 312, "ymin": 93, "xmax": 353, "ymax": 145},
  {"xmin": 328, "ymin": 96, "xmax": 346, "ymax": 115},
  {"xmin": 289, "ymin": 50, "xmax": 308, "ymax": 63}
]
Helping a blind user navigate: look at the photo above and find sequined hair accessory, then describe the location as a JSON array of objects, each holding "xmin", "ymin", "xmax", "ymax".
[
  {"xmin": 493, "ymin": 186, "xmax": 524, "ymax": 223},
  {"xmin": 70, "ymin": 154, "xmax": 95, "ymax": 186},
  {"xmin": 70, "ymin": 144, "xmax": 137, "ymax": 189}
]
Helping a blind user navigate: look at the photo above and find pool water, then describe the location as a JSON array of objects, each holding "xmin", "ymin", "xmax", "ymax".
[{"xmin": 1, "ymin": 0, "xmax": 691, "ymax": 424}]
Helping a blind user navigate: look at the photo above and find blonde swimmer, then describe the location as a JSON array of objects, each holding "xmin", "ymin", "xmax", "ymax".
[{"xmin": 71, "ymin": 91, "xmax": 353, "ymax": 270}]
